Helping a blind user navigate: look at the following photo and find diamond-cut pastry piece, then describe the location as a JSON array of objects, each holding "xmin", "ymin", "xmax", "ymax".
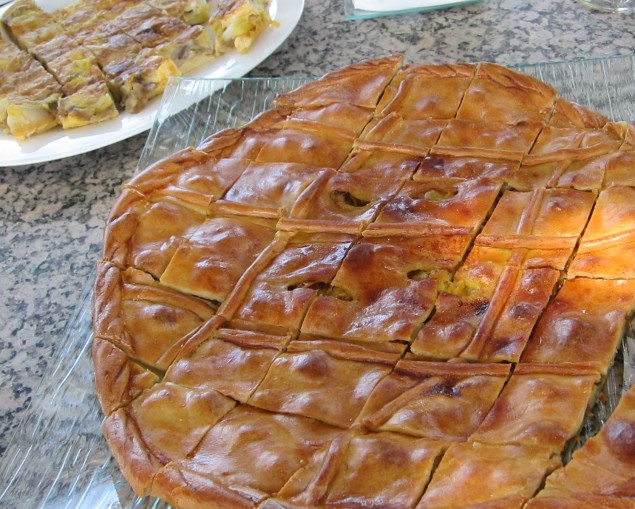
[
  {"xmin": 274, "ymin": 54, "xmax": 402, "ymax": 110},
  {"xmin": 249, "ymin": 340, "xmax": 395, "ymax": 428},
  {"xmin": 152, "ymin": 463, "xmax": 255, "ymax": 509},
  {"xmin": 437, "ymin": 118, "xmax": 542, "ymax": 158},
  {"xmin": 169, "ymin": 405, "xmax": 341, "ymax": 504},
  {"xmin": 569, "ymin": 186, "xmax": 635, "ymax": 279},
  {"xmin": 521, "ymin": 277, "xmax": 635, "ymax": 371},
  {"xmin": 276, "ymin": 430, "xmax": 446, "ymax": 509},
  {"xmin": 231, "ymin": 236, "xmax": 352, "ymax": 334},
  {"xmin": 278, "ymin": 169, "xmax": 406, "ymax": 234},
  {"xmin": 201, "ymin": 119, "xmax": 357, "ymax": 169},
  {"xmin": 358, "ymin": 360, "xmax": 510, "ymax": 441},
  {"xmin": 288, "ymin": 102, "xmax": 375, "ymax": 137},
  {"xmin": 458, "ymin": 264, "xmax": 559, "ymax": 363},
  {"xmin": 368, "ymin": 177, "xmax": 501, "ymax": 235},
  {"xmin": 159, "ymin": 216, "xmax": 277, "ymax": 303},
  {"xmin": 103, "ymin": 381, "xmax": 235, "ymax": 496},
  {"xmin": 410, "ymin": 247, "xmax": 506, "ymax": 360},
  {"xmin": 516, "ymin": 123, "xmax": 627, "ymax": 190},
  {"xmin": 301, "ymin": 235, "xmax": 463, "ymax": 349},
  {"xmin": 413, "ymin": 153, "xmax": 519, "ymax": 182},
  {"xmin": 93, "ymin": 262, "xmax": 218, "ymax": 369},
  {"xmin": 410, "ymin": 247, "xmax": 559, "ymax": 361},
  {"xmin": 208, "ymin": 161, "xmax": 330, "ymax": 219},
  {"xmin": 538, "ymin": 385, "xmax": 635, "ymax": 498},
  {"xmin": 457, "ymin": 62, "xmax": 557, "ymax": 124},
  {"xmin": 92, "ymin": 337, "xmax": 159, "ymax": 416},
  {"xmin": 549, "ymin": 97, "xmax": 610, "ymax": 129},
  {"xmin": 254, "ymin": 123, "xmax": 356, "ymax": 169},
  {"xmin": 471, "ymin": 364, "xmax": 601, "ymax": 452},
  {"xmin": 416, "ymin": 441, "xmax": 561, "ymax": 509},
  {"xmin": 103, "ymin": 189, "xmax": 207, "ymax": 278},
  {"xmin": 197, "ymin": 125, "xmax": 268, "ymax": 160},
  {"xmin": 511, "ymin": 150, "xmax": 621, "ymax": 191},
  {"xmin": 475, "ymin": 187, "xmax": 596, "ymax": 269},
  {"xmin": 341, "ymin": 149, "xmax": 422, "ymax": 181},
  {"xmin": 376, "ymin": 63, "xmax": 475, "ymax": 120},
  {"xmin": 358, "ymin": 114, "xmax": 446, "ymax": 156},
  {"xmin": 620, "ymin": 122, "xmax": 635, "ymax": 150},
  {"xmin": 166, "ymin": 327, "xmax": 287, "ymax": 402},
  {"xmin": 603, "ymin": 150, "xmax": 635, "ymax": 187},
  {"xmin": 126, "ymin": 150, "xmax": 247, "ymax": 213},
  {"xmin": 528, "ymin": 123, "xmax": 625, "ymax": 160}
]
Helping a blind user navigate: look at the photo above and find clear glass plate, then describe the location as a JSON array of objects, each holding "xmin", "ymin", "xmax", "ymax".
[
  {"xmin": 342, "ymin": 0, "xmax": 485, "ymax": 20},
  {"xmin": 2, "ymin": 55, "xmax": 635, "ymax": 509}
]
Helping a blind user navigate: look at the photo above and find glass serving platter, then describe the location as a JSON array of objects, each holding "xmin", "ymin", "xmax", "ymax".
[
  {"xmin": 2, "ymin": 55, "xmax": 635, "ymax": 509},
  {"xmin": 342, "ymin": 0, "xmax": 485, "ymax": 20}
]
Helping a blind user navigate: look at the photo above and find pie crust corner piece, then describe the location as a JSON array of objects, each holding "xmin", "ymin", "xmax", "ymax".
[{"xmin": 93, "ymin": 55, "xmax": 635, "ymax": 508}]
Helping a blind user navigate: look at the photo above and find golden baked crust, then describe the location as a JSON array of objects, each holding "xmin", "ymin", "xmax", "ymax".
[
  {"xmin": 231, "ymin": 236, "xmax": 353, "ymax": 334},
  {"xmin": 158, "ymin": 405, "xmax": 341, "ymax": 504},
  {"xmin": 416, "ymin": 441, "xmax": 561, "ymax": 508},
  {"xmin": 93, "ymin": 56, "xmax": 635, "ymax": 508},
  {"xmin": 93, "ymin": 261, "xmax": 218, "ymax": 369},
  {"xmin": 166, "ymin": 327, "xmax": 288, "ymax": 402},
  {"xmin": 521, "ymin": 277, "xmax": 635, "ymax": 372},
  {"xmin": 357, "ymin": 361, "xmax": 510, "ymax": 441},
  {"xmin": 410, "ymin": 246, "xmax": 560, "ymax": 361},
  {"xmin": 275, "ymin": 430, "xmax": 446, "ymax": 509},
  {"xmin": 538, "ymin": 385, "xmax": 635, "ymax": 498},
  {"xmin": 470, "ymin": 363, "xmax": 601, "ymax": 453},
  {"xmin": 92, "ymin": 337, "xmax": 158, "ymax": 415},
  {"xmin": 249, "ymin": 339, "xmax": 396, "ymax": 428}
]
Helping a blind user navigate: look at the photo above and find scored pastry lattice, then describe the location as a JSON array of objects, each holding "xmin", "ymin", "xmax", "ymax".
[{"xmin": 93, "ymin": 56, "xmax": 635, "ymax": 509}]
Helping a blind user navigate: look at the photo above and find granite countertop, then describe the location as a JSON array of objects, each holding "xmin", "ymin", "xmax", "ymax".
[{"xmin": 1, "ymin": 0, "xmax": 634, "ymax": 473}]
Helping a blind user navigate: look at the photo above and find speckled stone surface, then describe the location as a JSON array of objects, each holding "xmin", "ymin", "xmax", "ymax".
[{"xmin": 1, "ymin": 0, "xmax": 634, "ymax": 462}]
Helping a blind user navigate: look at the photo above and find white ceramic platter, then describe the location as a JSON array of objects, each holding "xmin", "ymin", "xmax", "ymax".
[{"xmin": 0, "ymin": 0, "xmax": 305, "ymax": 166}]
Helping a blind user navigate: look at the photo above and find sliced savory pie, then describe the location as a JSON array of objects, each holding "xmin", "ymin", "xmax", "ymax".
[
  {"xmin": 210, "ymin": 0, "xmax": 273, "ymax": 54},
  {"xmin": 93, "ymin": 56, "xmax": 635, "ymax": 508},
  {"xmin": 0, "ymin": 38, "xmax": 61, "ymax": 138},
  {"xmin": 0, "ymin": 0, "xmax": 272, "ymax": 138}
]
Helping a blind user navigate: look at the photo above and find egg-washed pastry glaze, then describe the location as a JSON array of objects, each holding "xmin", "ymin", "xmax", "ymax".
[{"xmin": 93, "ymin": 55, "xmax": 635, "ymax": 508}]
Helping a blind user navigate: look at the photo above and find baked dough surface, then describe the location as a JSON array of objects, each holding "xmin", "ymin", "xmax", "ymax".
[{"xmin": 93, "ymin": 55, "xmax": 635, "ymax": 508}]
